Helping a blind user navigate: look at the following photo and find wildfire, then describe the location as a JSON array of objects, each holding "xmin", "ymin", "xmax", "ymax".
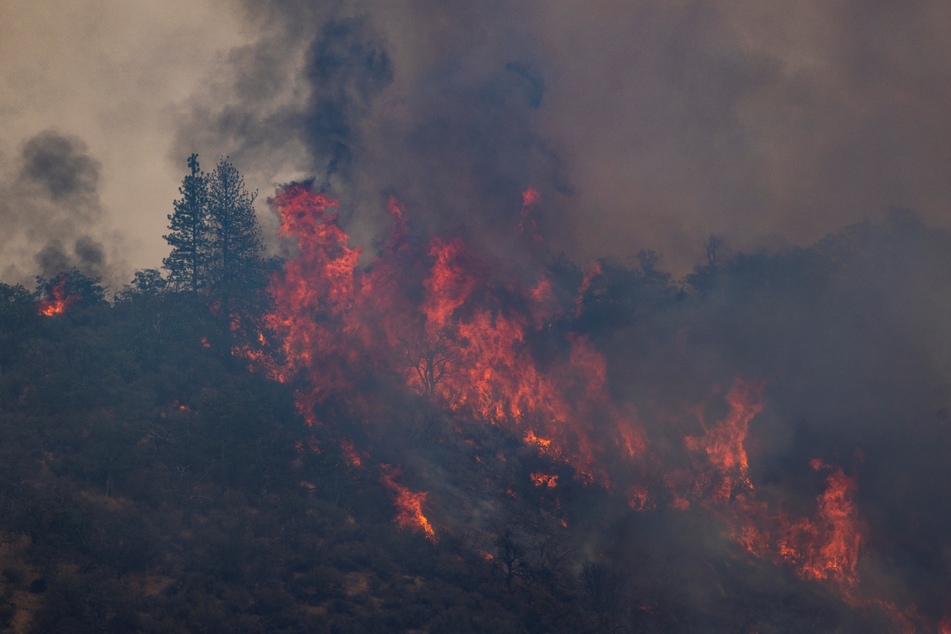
[
  {"xmin": 524, "ymin": 430, "xmax": 551, "ymax": 449},
  {"xmin": 262, "ymin": 183, "xmax": 645, "ymax": 482},
  {"xmin": 626, "ymin": 484, "xmax": 651, "ymax": 511},
  {"xmin": 518, "ymin": 186, "xmax": 541, "ymax": 241},
  {"xmin": 684, "ymin": 379, "xmax": 764, "ymax": 501},
  {"xmin": 574, "ymin": 262, "xmax": 601, "ymax": 317},
  {"xmin": 37, "ymin": 278, "xmax": 79, "ymax": 316},
  {"xmin": 530, "ymin": 472, "xmax": 558, "ymax": 488},
  {"xmin": 380, "ymin": 465, "xmax": 436, "ymax": 541},
  {"xmin": 250, "ymin": 183, "xmax": 919, "ymax": 629},
  {"xmin": 775, "ymin": 462, "xmax": 862, "ymax": 586}
]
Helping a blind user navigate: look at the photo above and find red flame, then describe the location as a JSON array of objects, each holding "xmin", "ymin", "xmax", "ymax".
[
  {"xmin": 262, "ymin": 184, "xmax": 645, "ymax": 482},
  {"xmin": 776, "ymin": 462, "xmax": 862, "ymax": 586},
  {"xmin": 37, "ymin": 278, "xmax": 80, "ymax": 316},
  {"xmin": 254, "ymin": 184, "xmax": 922, "ymax": 629},
  {"xmin": 574, "ymin": 262, "xmax": 601, "ymax": 317}
]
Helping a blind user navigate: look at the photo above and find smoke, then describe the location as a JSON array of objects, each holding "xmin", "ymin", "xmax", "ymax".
[
  {"xmin": 171, "ymin": 0, "xmax": 951, "ymax": 276},
  {"xmin": 172, "ymin": 1, "xmax": 573, "ymax": 271},
  {"xmin": 168, "ymin": 2, "xmax": 951, "ymax": 625},
  {"xmin": 579, "ymin": 211, "xmax": 951, "ymax": 622},
  {"xmin": 0, "ymin": 130, "xmax": 121, "ymax": 287}
]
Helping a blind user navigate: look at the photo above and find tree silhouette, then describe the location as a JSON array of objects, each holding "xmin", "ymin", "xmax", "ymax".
[
  {"xmin": 164, "ymin": 154, "xmax": 209, "ymax": 292},
  {"xmin": 206, "ymin": 157, "xmax": 264, "ymax": 299}
]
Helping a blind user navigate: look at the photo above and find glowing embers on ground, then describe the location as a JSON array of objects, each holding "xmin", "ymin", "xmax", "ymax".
[
  {"xmin": 37, "ymin": 278, "xmax": 80, "ymax": 316},
  {"xmin": 380, "ymin": 465, "xmax": 436, "ymax": 542}
]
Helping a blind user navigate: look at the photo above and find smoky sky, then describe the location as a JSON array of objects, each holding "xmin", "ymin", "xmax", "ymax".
[
  {"xmin": 3, "ymin": 2, "xmax": 951, "ymax": 279},
  {"xmin": 167, "ymin": 0, "xmax": 951, "ymax": 275},
  {"xmin": 0, "ymin": 130, "xmax": 117, "ymax": 284}
]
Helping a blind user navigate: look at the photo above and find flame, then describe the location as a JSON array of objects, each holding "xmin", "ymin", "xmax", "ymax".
[
  {"xmin": 524, "ymin": 430, "xmax": 552, "ymax": 449},
  {"xmin": 261, "ymin": 184, "xmax": 646, "ymax": 483},
  {"xmin": 776, "ymin": 462, "xmax": 862, "ymax": 586},
  {"xmin": 253, "ymin": 184, "xmax": 920, "ymax": 628},
  {"xmin": 381, "ymin": 465, "xmax": 436, "ymax": 541},
  {"xmin": 574, "ymin": 262, "xmax": 601, "ymax": 317},
  {"xmin": 684, "ymin": 379, "xmax": 764, "ymax": 502},
  {"xmin": 37, "ymin": 278, "xmax": 80, "ymax": 316},
  {"xmin": 626, "ymin": 484, "xmax": 651, "ymax": 511},
  {"xmin": 530, "ymin": 472, "xmax": 558, "ymax": 488}
]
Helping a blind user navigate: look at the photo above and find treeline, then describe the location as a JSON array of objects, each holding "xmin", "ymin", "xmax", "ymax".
[{"xmin": 0, "ymin": 157, "xmax": 946, "ymax": 631}]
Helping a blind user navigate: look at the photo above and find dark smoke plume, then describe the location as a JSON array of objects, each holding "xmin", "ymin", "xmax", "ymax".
[
  {"xmin": 174, "ymin": 1, "xmax": 951, "ymax": 274},
  {"xmin": 174, "ymin": 1, "xmax": 570, "ymax": 269},
  {"xmin": 0, "ymin": 130, "xmax": 118, "ymax": 286},
  {"xmin": 20, "ymin": 130, "xmax": 101, "ymax": 202}
]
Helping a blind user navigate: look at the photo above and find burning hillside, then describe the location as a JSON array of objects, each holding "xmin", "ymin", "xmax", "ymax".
[{"xmin": 228, "ymin": 182, "xmax": 951, "ymax": 632}]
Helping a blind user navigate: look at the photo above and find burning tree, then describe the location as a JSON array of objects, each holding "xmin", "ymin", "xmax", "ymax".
[{"xmin": 35, "ymin": 269, "xmax": 106, "ymax": 316}]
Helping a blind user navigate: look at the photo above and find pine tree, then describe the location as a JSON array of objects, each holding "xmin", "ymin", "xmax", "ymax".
[
  {"xmin": 163, "ymin": 154, "xmax": 209, "ymax": 292},
  {"xmin": 206, "ymin": 157, "xmax": 264, "ymax": 295}
]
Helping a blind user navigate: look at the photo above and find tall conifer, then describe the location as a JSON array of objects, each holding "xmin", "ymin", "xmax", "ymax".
[{"xmin": 163, "ymin": 154, "xmax": 208, "ymax": 292}]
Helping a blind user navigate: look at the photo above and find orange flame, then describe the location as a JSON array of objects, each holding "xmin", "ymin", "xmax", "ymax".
[
  {"xmin": 530, "ymin": 472, "xmax": 558, "ymax": 488},
  {"xmin": 776, "ymin": 462, "xmax": 862, "ymax": 586},
  {"xmin": 262, "ymin": 185, "xmax": 646, "ymax": 483},
  {"xmin": 37, "ymin": 278, "xmax": 80, "ymax": 316},
  {"xmin": 684, "ymin": 379, "xmax": 764, "ymax": 501},
  {"xmin": 380, "ymin": 465, "xmax": 436, "ymax": 541}
]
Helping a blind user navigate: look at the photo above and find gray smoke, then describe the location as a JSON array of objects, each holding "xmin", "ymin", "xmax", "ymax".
[
  {"xmin": 0, "ymin": 130, "xmax": 118, "ymax": 287},
  {"xmin": 171, "ymin": 1, "xmax": 951, "ymax": 274}
]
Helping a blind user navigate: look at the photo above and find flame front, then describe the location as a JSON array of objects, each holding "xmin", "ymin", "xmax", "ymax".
[
  {"xmin": 262, "ymin": 184, "xmax": 645, "ymax": 482},
  {"xmin": 253, "ymin": 184, "xmax": 921, "ymax": 628}
]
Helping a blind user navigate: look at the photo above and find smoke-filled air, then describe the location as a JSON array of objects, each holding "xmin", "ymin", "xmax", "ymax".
[{"xmin": 2, "ymin": 1, "xmax": 951, "ymax": 632}]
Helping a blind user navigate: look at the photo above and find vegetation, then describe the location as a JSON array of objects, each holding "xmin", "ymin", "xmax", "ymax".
[{"xmin": 0, "ymin": 160, "xmax": 943, "ymax": 631}]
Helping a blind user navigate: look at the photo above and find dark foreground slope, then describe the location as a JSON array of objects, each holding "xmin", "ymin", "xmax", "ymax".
[{"xmin": 0, "ymin": 291, "xmax": 599, "ymax": 633}]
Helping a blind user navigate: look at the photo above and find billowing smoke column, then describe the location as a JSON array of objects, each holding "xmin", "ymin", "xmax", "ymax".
[{"xmin": 176, "ymin": 2, "xmax": 951, "ymax": 275}]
